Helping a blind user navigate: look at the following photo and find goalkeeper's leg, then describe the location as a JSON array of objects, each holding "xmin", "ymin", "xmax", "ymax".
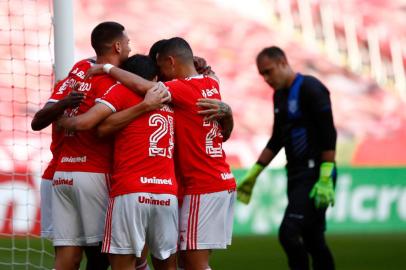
[
  {"xmin": 278, "ymin": 218, "xmax": 309, "ymax": 270},
  {"xmin": 302, "ymin": 221, "xmax": 335, "ymax": 270}
]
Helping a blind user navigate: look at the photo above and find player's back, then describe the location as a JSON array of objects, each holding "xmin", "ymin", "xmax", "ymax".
[
  {"xmin": 56, "ymin": 73, "xmax": 117, "ymax": 173},
  {"xmin": 43, "ymin": 59, "xmax": 95, "ymax": 179},
  {"xmin": 164, "ymin": 75, "xmax": 235, "ymax": 195},
  {"xmin": 98, "ymin": 85, "xmax": 177, "ymax": 197}
]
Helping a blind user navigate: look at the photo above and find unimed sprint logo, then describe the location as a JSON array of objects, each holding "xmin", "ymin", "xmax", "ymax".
[
  {"xmin": 61, "ymin": 156, "xmax": 87, "ymax": 163},
  {"xmin": 53, "ymin": 178, "xmax": 73, "ymax": 186},
  {"xmin": 138, "ymin": 196, "xmax": 171, "ymax": 206},
  {"xmin": 140, "ymin": 177, "xmax": 173, "ymax": 185}
]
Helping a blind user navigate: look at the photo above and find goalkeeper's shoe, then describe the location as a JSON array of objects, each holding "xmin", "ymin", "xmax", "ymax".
[
  {"xmin": 237, "ymin": 163, "xmax": 265, "ymax": 204},
  {"xmin": 309, "ymin": 162, "xmax": 335, "ymax": 208}
]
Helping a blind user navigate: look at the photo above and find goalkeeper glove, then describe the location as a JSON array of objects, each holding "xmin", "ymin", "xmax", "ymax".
[
  {"xmin": 309, "ymin": 162, "xmax": 335, "ymax": 208},
  {"xmin": 237, "ymin": 163, "xmax": 265, "ymax": 204}
]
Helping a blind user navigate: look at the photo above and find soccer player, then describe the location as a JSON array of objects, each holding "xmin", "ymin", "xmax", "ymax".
[
  {"xmin": 237, "ymin": 46, "xmax": 337, "ymax": 270},
  {"xmin": 31, "ymin": 58, "xmax": 117, "ymax": 270},
  {"xmin": 51, "ymin": 21, "xmax": 132, "ymax": 270},
  {"xmin": 61, "ymin": 54, "xmax": 176, "ymax": 270},
  {"xmin": 85, "ymin": 37, "xmax": 236, "ymax": 270}
]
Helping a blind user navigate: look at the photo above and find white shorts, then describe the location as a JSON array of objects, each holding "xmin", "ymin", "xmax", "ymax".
[
  {"xmin": 179, "ymin": 189, "xmax": 236, "ymax": 250},
  {"xmin": 102, "ymin": 193, "xmax": 178, "ymax": 260},
  {"xmin": 52, "ymin": 171, "xmax": 109, "ymax": 246},
  {"xmin": 40, "ymin": 179, "xmax": 53, "ymax": 239}
]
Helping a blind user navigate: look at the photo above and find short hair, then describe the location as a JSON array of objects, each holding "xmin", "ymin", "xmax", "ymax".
[
  {"xmin": 120, "ymin": 54, "xmax": 157, "ymax": 81},
  {"xmin": 157, "ymin": 37, "xmax": 193, "ymax": 64},
  {"xmin": 256, "ymin": 46, "xmax": 287, "ymax": 63},
  {"xmin": 148, "ymin": 39, "xmax": 168, "ymax": 62},
  {"xmin": 91, "ymin": 21, "xmax": 125, "ymax": 56}
]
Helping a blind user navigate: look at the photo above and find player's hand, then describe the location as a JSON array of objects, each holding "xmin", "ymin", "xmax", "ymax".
[
  {"xmin": 143, "ymin": 83, "xmax": 170, "ymax": 111},
  {"xmin": 196, "ymin": 98, "xmax": 231, "ymax": 121},
  {"xmin": 237, "ymin": 163, "xmax": 265, "ymax": 204},
  {"xmin": 309, "ymin": 162, "xmax": 335, "ymax": 208},
  {"xmin": 84, "ymin": 64, "xmax": 104, "ymax": 79},
  {"xmin": 60, "ymin": 83, "xmax": 85, "ymax": 108}
]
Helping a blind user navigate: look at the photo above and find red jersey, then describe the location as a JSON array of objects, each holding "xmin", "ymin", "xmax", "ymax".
[
  {"xmin": 42, "ymin": 59, "xmax": 94, "ymax": 180},
  {"xmin": 56, "ymin": 72, "xmax": 118, "ymax": 173},
  {"xmin": 164, "ymin": 75, "xmax": 236, "ymax": 195},
  {"xmin": 99, "ymin": 85, "xmax": 177, "ymax": 197}
]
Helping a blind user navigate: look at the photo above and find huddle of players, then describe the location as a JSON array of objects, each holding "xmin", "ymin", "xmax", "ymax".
[{"xmin": 32, "ymin": 21, "xmax": 236, "ymax": 270}]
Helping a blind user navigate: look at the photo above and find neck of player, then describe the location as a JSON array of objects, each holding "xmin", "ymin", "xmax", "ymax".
[{"xmin": 96, "ymin": 55, "xmax": 121, "ymax": 67}]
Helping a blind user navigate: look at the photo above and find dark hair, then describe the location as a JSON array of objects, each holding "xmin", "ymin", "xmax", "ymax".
[
  {"xmin": 148, "ymin": 39, "xmax": 168, "ymax": 63},
  {"xmin": 120, "ymin": 54, "xmax": 157, "ymax": 81},
  {"xmin": 256, "ymin": 46, "xmax": 287, "ymax": 63},
  {"xmin": 91, "ymin": 21, "xmax": 125, "ymax": 56},
  {"xmin": 157, "ymin": 37, "xmax": 193, "ymax": 64}
]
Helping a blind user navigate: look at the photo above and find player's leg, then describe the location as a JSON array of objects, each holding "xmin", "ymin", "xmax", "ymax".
[
  {"xmin": 84, "ymin": 243, "xmax": 110, "ymax": 270},
  {"xmin": 179, "ymin": 190, "xmax": 235, "ymax": 270},
  {"xmin": 110, "ymin": 254, "xmax": 136, "ymax": 270},
  {"xmin": 180, "ymin": 250, "xmax": 210, "ymax": 270},
  {"xmin": 278, "ymin": 215, "xmax": 309, "ymax": 270},
  {"xmin": 52, "ymin": 171, "xmax": 86, "ymax": 270},
  {"xmin": 302, "ymin": 207, "xmax": 335, "ymax": 270},
  {"xmin": 151, "ymin": 253, "xmax": 177, "ymax": 270},
  {"xmin": 54, "ymin": 246, "xmax": 83, "ymax": 270},
  {"xmin": 135, "ymin": 245, "xmax": 150, "ymax": 270}
]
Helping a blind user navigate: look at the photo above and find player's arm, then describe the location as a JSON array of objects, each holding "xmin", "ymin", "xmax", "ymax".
[
  {"xmin": 97, "ymin": 86, "xmax": 170, "ymax": 137},
  {"xmin": 86, "ymin": 64, "xmax": 158, "ymax": 95},
  {"xmin": 31, "ymin": 91, "xmax": 84, "ymax": 131},
  {"xmin": 58, "ymin": 103, "xmax": 113, "ymax": 131},
  {"xmin": 196, "ymin": 98, "xmax": 234, "ymax": 141},
  {"xmin": 306, "ymin": 78, "xmax": 337, "ymax": 208}
]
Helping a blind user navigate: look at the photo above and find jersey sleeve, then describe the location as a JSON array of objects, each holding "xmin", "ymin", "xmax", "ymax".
[
  {"xmin": 47, "ymin": 77, "xmax": 72, "ymax": 103},
  {"xmin": 96, "ymin": 82, "xmax": 133, "ymax": 112},
  {"xmin": 303, "ymin": 76, "xmax": 337, "ymax": 151},
  {"xmin": 303, "ymin": 76, "xmax": 332, "ymax": 113},
  {"xmin": 265, "ymin": 112, "xmax": 283, "ymax": 155}
]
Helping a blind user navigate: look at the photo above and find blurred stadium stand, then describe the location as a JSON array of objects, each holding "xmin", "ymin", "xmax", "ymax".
[{"xmin": 2, "ymin": 0, "xmax": 406, "ymax": 173}]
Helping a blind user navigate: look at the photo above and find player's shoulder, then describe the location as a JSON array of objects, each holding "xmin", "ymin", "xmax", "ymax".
[
  {"xmin": 301, "ymin": 74, "xmax": 329, "ymax": 95},
  {"xmin": 68, "ymin": 58, "xmax": 95, "ymax": 79}
]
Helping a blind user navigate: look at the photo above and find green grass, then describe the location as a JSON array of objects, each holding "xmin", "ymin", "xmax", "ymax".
[{"xmin": 0, "ymin": 234, "xmax": 405, "ymax": 269}]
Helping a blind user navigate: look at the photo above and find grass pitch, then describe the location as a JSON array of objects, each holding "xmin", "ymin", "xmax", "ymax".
[{"xmin": 0, "ymin": 234, "xmax": 405, "ymax": 269}]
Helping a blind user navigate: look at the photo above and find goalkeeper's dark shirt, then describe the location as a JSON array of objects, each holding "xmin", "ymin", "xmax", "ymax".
[{"xmin": 266, "ymin": 74, "xmax": 336, "ymax": 173}]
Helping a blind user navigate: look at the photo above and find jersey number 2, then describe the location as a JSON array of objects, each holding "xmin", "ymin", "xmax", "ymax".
[
  {"xmin": 149, "ymin": 114, "xmax": 174, "ymax": 158},
  {"xmin": 203, "ymin": 120, "xmax": 223, "ymax": 157}
]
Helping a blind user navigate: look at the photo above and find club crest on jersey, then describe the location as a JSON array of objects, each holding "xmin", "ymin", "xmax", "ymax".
[
  {"xmin": 288, "ymin": 100, "xmax": 298, "ymax": 115},
  {"xmin": 201, "ymin": 87, "xmax": 219, "ymax": 98}
]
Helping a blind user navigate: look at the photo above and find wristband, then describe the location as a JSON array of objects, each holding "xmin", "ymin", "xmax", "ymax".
[{"xmin": 103, "ymin": 64, "xmax": 114, "ymax": 74}]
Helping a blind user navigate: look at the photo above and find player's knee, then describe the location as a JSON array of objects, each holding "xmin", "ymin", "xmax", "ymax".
[{"xmin": 278, "ymin": 221, "xmax": 302, "ymax": 249}]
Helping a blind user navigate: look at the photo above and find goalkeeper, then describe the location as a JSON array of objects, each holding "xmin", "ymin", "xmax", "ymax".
[{"xmin": 238, "ymin": 46, "xmax": 337, "ymax": 270}]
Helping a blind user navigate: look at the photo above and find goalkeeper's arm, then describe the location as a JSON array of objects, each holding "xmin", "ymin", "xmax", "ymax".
[{"xmin": 237, "ymin": 147, "xmax": 276, "ymax": 204}]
